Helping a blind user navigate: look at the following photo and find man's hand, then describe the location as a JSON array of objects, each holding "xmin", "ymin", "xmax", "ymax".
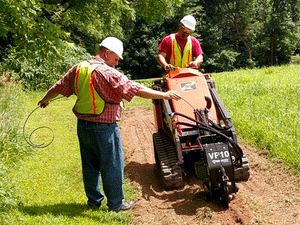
[
  {"xmin": 164, "ymin": 90, "xmax": 182, "ymax": 100},
  {"xmin": 164, "ymin": 64, "xmax": 175, "ymax": 72},
  {"xmin": 37, "ymin": 87, "xmax": 60, "ymax": 108},
  {"xmin": 187, "ymin": 61, "xmax": 199, "ymax": 69},
  {"xmin": 38, "ymin": 99, "xmax": 50, "ymax": 108}
]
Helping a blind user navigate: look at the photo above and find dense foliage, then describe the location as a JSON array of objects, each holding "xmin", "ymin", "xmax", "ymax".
[
  {"xmin": 123, "ymin": 0, "xmax": 300, "ymax": 78},
  {"xmin": 0, "ymin": 0, "xmax": 183, "ymax": 88},
  {"xmin": 0, "ymin": 0, "xmax": 299, "ymax": 86}
]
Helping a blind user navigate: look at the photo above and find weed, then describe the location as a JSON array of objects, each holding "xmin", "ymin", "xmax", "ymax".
[{"xmin": 0, "ymin": 75, "xmax": 31, "ymax": 211}]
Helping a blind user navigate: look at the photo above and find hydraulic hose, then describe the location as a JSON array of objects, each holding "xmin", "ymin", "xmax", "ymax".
[
  {"xmin": 173, "ymin": 112, "xmax": 244, "ymax": 167},
  {"xmin": 179, "ymin": 95, "xmax": 232, "ymax": 130}
]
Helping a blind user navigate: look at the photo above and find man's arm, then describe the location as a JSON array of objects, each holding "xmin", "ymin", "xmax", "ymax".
[
  {"xmin": 188, "ymin": 54, "xmax": 203, "ymax": 68},
  {"xmin": 136, "ymin": 86, "xmax": 181, "ymax": 100},
  {"xmin": 157, "ymin": 51, "xmax": 174, "ymax": 72},
  {"xmin": 38, "ymin": 86, "xmax": 60, "ymax": 108},
  {"xmin": 38, "ymin": 65, "xmax": 76, "ymax": 108}
]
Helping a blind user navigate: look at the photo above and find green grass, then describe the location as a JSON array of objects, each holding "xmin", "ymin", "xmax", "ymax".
[
  {"xmin": 212, "ymin": 64, "xmax": 300, "ymax": 169},
  {"xmin": 0, "ymin": 78, "xmax": 33, "ymax": 211},
  {"xmin": 124, "ymin": 96, "xmax": 153, "ymax": 111},
  {"xmin": 1, "ymin": 92, "xmax": 135, "ymax": 224},
  {"xmin": 126, "ymin": 78, "xmax": 159, "ymax": 110},
  {"xmin": 1, "ymin": 64, "xmax": 300, "ymax": 223}
]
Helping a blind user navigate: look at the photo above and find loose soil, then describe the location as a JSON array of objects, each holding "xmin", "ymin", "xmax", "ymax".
[{"xmin": 120, "ymin": 108, "xmax": 300, "ymax": 225}]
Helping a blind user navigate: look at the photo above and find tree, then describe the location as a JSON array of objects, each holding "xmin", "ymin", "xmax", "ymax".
[
  {"xmin": 264, "ymin": 0, "xmax": 300, "ymax": 65},
  {"xmin": 199, "ymin": 0, "xmax": 257, "ymax": 67},
  {"xmin": 0, "ymin": 0, "xmax": 184, "ymax": 89},
  {"xmin": 120, "ymin": 16, "xmax": 182, "ymax": 79},
  {"xmin": 120, "ymin": 0, "xmax": 203, "ymax": 78},
  {"xmin": 196, "ymin": 0, "xmax": 300, "ymax": 70}
]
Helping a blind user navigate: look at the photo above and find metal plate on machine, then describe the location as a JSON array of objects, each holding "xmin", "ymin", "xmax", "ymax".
[
  {"xmin": 180, "ymin": 81, "xmax": 198, "ymax": 91},
  {"xmin": 204, "ymin": 143, "xmax": 232, "ymax": 170}
]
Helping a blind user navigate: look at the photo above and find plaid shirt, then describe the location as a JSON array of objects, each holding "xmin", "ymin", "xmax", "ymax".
[{"xmin": 52, "ymin": 56, "xmax": 142, "ymax": 123}]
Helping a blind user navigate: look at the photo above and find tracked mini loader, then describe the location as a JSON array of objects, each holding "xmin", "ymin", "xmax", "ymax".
[{"xmin": 152, "ymin": 68, "xmax": 250, "ymax": 206}]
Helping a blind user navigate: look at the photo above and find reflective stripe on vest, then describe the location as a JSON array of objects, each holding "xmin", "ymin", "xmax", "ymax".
[
  {"xmin": 170, "ymin": 34, "xmax": 192, "ymax": 68},
  {"xmin": 74, "ymin": 61, "xmax": 105, "ymax": 115}
]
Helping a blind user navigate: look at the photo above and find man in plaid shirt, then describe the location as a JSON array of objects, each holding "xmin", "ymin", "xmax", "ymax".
[{"xmin": 38, "ymin": 37, "xmax": 181, "ymax": 212}]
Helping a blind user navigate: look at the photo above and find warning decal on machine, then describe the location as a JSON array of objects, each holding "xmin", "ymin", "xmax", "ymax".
[{"xmin": 180, "ymin": 81, "xmax": 198, "ymax": 91}]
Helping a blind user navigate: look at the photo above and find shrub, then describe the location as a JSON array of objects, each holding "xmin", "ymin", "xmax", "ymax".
[
  {"xmin": 1, "ymin": 43, "xmax": 92, "ymax": 90},
  {"xmin": 290, "ymin": 54, "xmax": 300, "ymax": 64}
]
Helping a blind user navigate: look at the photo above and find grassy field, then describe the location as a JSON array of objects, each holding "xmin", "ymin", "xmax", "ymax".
[
  {"xmin": 212, "ymin": 64, "xmax": 300, "ymax": 169},
  {"xmin": 1, "ymin": 64, "xmax": 300, "ymax": 224},
  {"xmin": 1, "ymin": 90, "xmax": 135, "ymax": 224}
]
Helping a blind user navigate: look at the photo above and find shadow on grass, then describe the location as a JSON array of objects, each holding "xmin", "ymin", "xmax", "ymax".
[
  {"xmin": 19, "ymin": 203, "xmax": 129, "ymax": 223},
  {"xmin": 20, "ymin": 203, "xmax": 89, "ymax": 217}
]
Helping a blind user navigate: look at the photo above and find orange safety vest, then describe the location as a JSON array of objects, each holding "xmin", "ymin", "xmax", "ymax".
[
  {"xmin": 170, "ymin": 34, "xmax": 192, "ymax": 68},
  {"xmin": 74, "ymin": 61, "xmax": 105, "ymax": 115}
]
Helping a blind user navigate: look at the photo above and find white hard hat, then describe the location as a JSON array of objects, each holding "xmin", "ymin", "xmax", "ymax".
[
  {"xmin": 180, "ymin": 15, "xmax": 196, "ymax": 31},
  {"xmin": 100, "ymin": 37, "xmax": 123, "ymax": 59}
]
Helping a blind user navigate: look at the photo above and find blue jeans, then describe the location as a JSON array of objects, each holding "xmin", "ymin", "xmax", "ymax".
[{"xmin": 77, "ymin": 119, "xmax": 124, "ymax": 210}]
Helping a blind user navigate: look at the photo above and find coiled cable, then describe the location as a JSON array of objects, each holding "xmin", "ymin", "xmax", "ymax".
[{"xmin": 23, "ymin": 96, "xmax": 64, "ymax": 148}]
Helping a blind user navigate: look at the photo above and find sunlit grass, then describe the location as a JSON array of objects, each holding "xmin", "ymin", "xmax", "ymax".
[
  {"xmin": 124, "ymin": 96, "xmax": 153, "ymax": 111},
  {"xmin": 2, "ymin": 93, "xmax": 135, "ymax": 224},
  {"xmin": 212, "ymin": 64, "xmax": 300, "ymax": 169},
  {"xmin": 2, "ymin": 64, "xmax": 300, "ymax": 223}
]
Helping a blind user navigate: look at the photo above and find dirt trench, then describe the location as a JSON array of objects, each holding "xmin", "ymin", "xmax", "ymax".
[{"xmin": 119, "ymin": 108, "xmax": 300, "ymax": 225}]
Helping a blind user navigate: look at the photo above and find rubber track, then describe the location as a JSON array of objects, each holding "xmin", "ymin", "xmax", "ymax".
[{"xmin": 153, "ymin": 132, "xmax": 184, "ymax": 190}]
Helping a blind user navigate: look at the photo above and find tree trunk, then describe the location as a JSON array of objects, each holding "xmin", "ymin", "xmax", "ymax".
[
  {"xmin": 270, "ymin": 36, "xmax": 274, "ymax": 66},
  {"xmin": 233, "ymin": 17, "xmax": 253, "ymax": 61}
]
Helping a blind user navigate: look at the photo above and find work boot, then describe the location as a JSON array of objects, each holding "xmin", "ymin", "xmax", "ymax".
[{"xmin": 112, "ymin": 200, "xmax": 134, "ymax": 212}]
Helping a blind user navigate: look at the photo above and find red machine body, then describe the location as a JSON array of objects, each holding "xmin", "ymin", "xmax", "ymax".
[
  {"xmin": 166, "ymin": 69, "xmax": 218, "ymax": 129},
  {"xmin": 152, "ymin": 68, "xmax": 250, "ymax": 206}
]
